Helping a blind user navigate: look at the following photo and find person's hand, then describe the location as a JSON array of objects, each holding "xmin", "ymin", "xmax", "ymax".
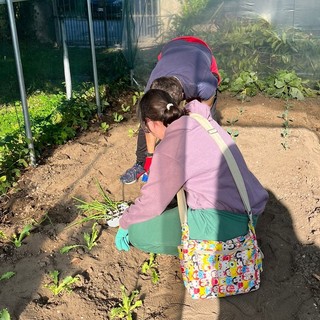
[{"xmin": 115, "ymin": 228, "xmax": 129, "ymax": 251}]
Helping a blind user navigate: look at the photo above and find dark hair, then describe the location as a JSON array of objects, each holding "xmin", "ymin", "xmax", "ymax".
[
  {"xmin": 150, "ymin": 76, "xmax": 184, "ymax": 106},
  {"xmin": 138, "ymin": 89, "xmax": 188, "ymax": 127}
]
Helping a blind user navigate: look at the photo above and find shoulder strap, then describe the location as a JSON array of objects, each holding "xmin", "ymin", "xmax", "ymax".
[{"xmin": 189, "ymin": 113, "xmax": 252, "ymax": 221}]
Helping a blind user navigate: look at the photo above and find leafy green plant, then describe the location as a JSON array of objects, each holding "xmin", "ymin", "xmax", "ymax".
[
  {"xmin": 229, "ymin": 71, "xmax": 264, "ymax": 101},
  {"xmin": 100, "ymin": 122, "xmax": 110, "ymax": 132},
  {"xmin": 128, "ymin": 126, "xmax": 139, "ymax": 138},
  {"xmin": 113, "ymin": 112, "xmax": 124, "ymax": 123},
  {"xmin": 0, "ymin": 308, "xmax": 11, "ymax": 320},
  {"xmin": 11, "ymin": 223, "xmax": 33, "ymax": 248},
  {"xmin": 132, "ymin": 91, "xmax": 144, "ymax": 106},
  {"xmin": 60, "ymin": 222, "xmax": 100, "ymax": 253},
  {"xmin": 265, "ymin": 70, "xmax": 317, "ymax": 100},
  {"xmin": 110, "ymin": 285, "xmax": 143, "ymax": 320},
  {"xmin": 141, "ymin": 253, "xmax": 160, "ymax": 284},
  {"xmin": 0, "ymin": 272, "xmax": 15, "ymax": 281},
  {"xmin": 44, "ymin": 270, "xmax": 80, "ymax": 296},
  {"xmin": 121, "ymin": 104, "xmax": 131, "ymax": 113}
]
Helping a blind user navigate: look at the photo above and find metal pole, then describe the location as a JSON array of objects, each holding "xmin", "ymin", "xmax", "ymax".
[
  {"xmin": 61, "ymin": 18, "xmax": 72, "ymax": 100},
  {"xmin": 6, "ymin": 0, "xmax": 36, "ymax": 166},
  {"xmin": 86, "ymin": 0, "xmax": 101, "ymax": 115}
]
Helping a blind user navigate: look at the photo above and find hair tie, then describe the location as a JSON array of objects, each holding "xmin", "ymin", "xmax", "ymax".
[{"xmin": 166, "ymin": 103, "xmax": 173, "ymax": 111}]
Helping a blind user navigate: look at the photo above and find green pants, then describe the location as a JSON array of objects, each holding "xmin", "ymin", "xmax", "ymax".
[{"xmin": 128, "ymin": 207, "xmax": 258, "ymax": 256}]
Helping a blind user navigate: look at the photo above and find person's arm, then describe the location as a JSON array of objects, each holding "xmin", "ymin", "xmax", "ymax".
[
  {"xmin": 143, "ymin": 132, "xmax": 157, "ymax": 173},
  {"xmin": 119, "ymin": 153, "xmax": 184, "ymax": 229}
]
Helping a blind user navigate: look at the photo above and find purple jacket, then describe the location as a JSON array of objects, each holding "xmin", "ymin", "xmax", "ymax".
[{"xmin": 119, "ymin": 100, "xmax": 269, "ymax": 229}]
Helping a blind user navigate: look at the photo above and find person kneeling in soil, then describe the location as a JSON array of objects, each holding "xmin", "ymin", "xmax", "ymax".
[{"xmin": 114, "ymin": 89, "xmax": 268, "ymax": 255}]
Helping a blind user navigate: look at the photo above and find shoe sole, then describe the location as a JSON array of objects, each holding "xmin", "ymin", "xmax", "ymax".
[{"xmin": 121, "ymin": 179, "xmax": 138, "ymax": 185}]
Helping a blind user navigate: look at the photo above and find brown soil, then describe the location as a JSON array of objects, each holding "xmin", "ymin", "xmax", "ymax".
[{"xmin": 0, "ymin": 93, "xmax": 319, "ymax": 320}]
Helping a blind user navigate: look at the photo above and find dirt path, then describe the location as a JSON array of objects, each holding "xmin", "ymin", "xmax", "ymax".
[{"xmin": 0, "ymin": 93, "xmax": 319, "ymax": 320}]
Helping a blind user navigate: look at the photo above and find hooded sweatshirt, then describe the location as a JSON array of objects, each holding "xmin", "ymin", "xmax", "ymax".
[{"xmin": 119, "ymin": 100, "xmax": 269, "ymax": 229}]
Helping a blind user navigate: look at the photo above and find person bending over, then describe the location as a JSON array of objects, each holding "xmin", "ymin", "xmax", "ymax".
[
  {"xmin": 115, "ymin": 89, "xmax": 268, "ymax": 255},
  {"xmin": 120, "ymin": 36, "xmax": 221, "ymax": 184}
]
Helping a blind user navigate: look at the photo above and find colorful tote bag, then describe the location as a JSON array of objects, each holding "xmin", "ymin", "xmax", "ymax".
[
  {"xmin": 177, "ymin": 113, "xmax": 264, "ymax": 299},
  {"xmin": 178, "ymin": 220, "xmax": 263, "ymax": 299}
]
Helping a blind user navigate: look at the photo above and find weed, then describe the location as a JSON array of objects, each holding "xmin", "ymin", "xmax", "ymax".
[
  {"xmin": 0, "ymin": 272, "xmax": 15, "ymax": 281},
  {"xmin": 141, "ymin": 253, "xmax": 160, "ymax": 284},
  {"xmin": 0, "ymin": 308, "xmax": 11, "ymax": 320},
  {"xmin": 44, "ymin": 270, "xmax": 80, "ymax": 296},
  {"xmin": 110, "ymin": 285, "xmax": 143, "ymax": 320}
]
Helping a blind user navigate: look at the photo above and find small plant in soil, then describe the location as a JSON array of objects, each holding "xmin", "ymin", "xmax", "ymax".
[
  {"xmin": 60, "ymin": 222, "xmax": 100, "ymax": 253},
  {"xmin": 70, "ymin": 181, "xmax": 129, "ymax": 227},
  {"xmin": 0, "ymin": 272, "xmax": 15, "ymax": 281},
  {"xmin": 113, "ymin": 112, "xmax": 124, "ymax": 123},
  {"xmin": 141, "ymin": 253, "xmax": 160, "ymax": 284},
  {"xmin": 100, "ymin": 122, "xmax": 110, "ymax": 132},
  {"xmin": 0, "ymin": 308, "xmax": 11, "ymax": 320},
  {"xmin": 278, "ymin": 102, "xmax": 293, "ymax": 150},
  {"xmin": 44, "ymin": 270, "xmax": 80, "ymax": 296},
  {"xmin": 0, "ymin": 230, "xmax": 7, "ymax": 241},
  {"xmin": 11, "ymin": 223, "xmax": 33, "ymax": 248},
  {"xmin": 226, "ymin": 118, "xmax": 239, "ymax": 141},
  {"xmin": 109, "ymin": 285, "xmax": 143, "ymax": 320}
]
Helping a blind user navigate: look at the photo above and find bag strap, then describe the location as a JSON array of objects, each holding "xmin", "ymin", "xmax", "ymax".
[{"xmin": 177, "ymin": 113, "xmax": 253, "ymax": 226}]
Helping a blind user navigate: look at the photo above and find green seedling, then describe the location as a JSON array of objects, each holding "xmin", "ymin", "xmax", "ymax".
[
  {"xmin": 278, "ymin": 103, "xmax": 293, "ymax": 150},
  {"xmin": 128, "ymin": 125, "xmax": 140, "ymax": 138},
  {"xmin": 132, "ymin": 91, "xmax": 144, "ymax": 106},
  {"xmin": 100, "ymin": 122, "xmax": 110, "ymax": 132},
  {"xmin": 0, "ymin": 272, "xmax": 15, "ymax": 281},
  {"xmin": 113, "ymin": 112, "xmax": 124, "ymax": 123},
  {"xmin": 141, "ymin": 253, "xmax": 160, "ymax": 284},
  {"xmin": 0, "ymin": 231, "xmax": 7, "ymax": 241},
  {"xmin": 226, "ymin": 118, "xmax": 239, "ymax": 141},
  {"xmin": 83, "ymin": 222, "xmax": 99, "ymax": 250},
  {"xmin": 60, "ymin": 222, "xmax": 99, "ymax": 253},
  {"xmin": 121, "ymin": 104, "xmax": 131, "ymax": 113},
  {"xmin": 0, "ymin": 308, "xmax": 11, "ymax": 320},
  {"xmin": 110, "ymin": 285, "xmax": 143, "ymax": 320},
  {"xmin": 45, "ymin": 270, "xmax": 80, "ymax": 296},
  {"xmin": 11, "ymin": 224, "xmax": 33, "ymax": 248}
]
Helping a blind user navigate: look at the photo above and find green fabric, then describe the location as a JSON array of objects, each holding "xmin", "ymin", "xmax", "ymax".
[{"xmin": 128, "ymin": 207, "xmax": 258, "ymax": 256}]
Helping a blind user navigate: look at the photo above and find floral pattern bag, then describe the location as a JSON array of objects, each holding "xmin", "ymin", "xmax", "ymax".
[{"xmin": 177, "ymin": 113, "xmax": 264, "ymax": 299}]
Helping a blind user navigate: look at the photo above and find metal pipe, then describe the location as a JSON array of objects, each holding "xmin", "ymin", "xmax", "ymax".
[
  {"xmin": 6, "ymin": 0, "xmax": 36, "ymax": 166},
  {"xmin": 86, "ymin": 0, "xmax": 101, "ymax": 116},
  {"xmin": 61, "ymin": 18, "xmax": 72, "ymax": 100}
]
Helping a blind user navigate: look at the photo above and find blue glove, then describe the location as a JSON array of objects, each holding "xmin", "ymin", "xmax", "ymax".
[{"xmin": 115, "ymin": 228, "xmax": 130, "ymax": 251}]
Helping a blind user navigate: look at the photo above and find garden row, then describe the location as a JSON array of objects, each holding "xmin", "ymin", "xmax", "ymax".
[{"xmin": 0, "ymin": 182, "xmax": 159, "ymax": 319}]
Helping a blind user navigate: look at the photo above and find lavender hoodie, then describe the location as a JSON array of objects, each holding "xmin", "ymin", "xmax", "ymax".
[{"xmin": 119, "ymin": 100, "xmax": 269, "ymax": 229}]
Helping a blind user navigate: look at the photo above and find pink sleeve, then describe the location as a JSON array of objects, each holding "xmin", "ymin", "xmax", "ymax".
[{"xmin": 119, "ymin": 153, "xmax": 184, "ymax": 229}]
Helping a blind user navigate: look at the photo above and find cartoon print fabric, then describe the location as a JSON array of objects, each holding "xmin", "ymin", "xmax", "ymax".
[{"xmin": 178, "ymin": 223, "xmax": 263, "ymax": 299}]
